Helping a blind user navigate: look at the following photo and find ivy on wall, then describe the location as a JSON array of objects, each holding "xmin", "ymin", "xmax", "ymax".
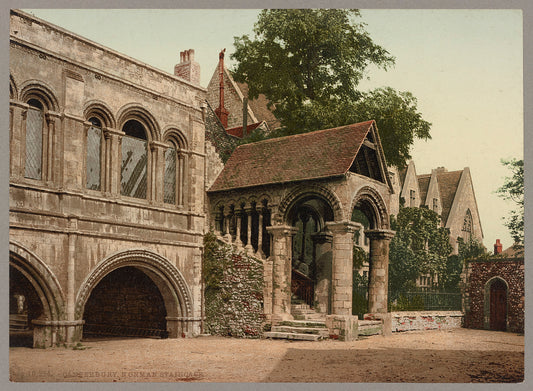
[{"xmin": 203, "ymin": 232, "xmax": 264, "ymax": 337}]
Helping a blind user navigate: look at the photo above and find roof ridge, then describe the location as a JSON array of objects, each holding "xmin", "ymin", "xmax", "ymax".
[{"xmin": 233, "ymin": 121, "xmax": 374, "ymax": 150}]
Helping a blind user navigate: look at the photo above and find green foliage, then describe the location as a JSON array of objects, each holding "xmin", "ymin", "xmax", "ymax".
[
  {"xmin": 352, "ymin": 245, "xmax": 368, "ymax": 271},
  {"xmin": 496, "ymin": 158, "xmax": 524, "ymax": 251},
  {"xmin": 389, "ymin": 207, "xmax": 452, "ymax": 291},
  {"xmin": 231, "ymin": 9, "xmax": 431, "ymax": 169},
  {"xmin": 389, "ymin": 294, "xmax": 425, "ymax": 311}
]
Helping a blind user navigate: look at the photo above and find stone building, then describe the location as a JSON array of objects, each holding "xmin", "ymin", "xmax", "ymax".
[
  {"xmin": 206, "ymin": 50, "xmax": 279, "ymax": 134},
  {"xmin": 9, "ymin": 10, "xmax": 206, "ymax": 347},
  {"xmin": 207, "ymin": 121, "xmax": 395, "ymax": 328},
  {"xmin": 462, "ymin": 252, "xmax": 524, "ymax": 333}
]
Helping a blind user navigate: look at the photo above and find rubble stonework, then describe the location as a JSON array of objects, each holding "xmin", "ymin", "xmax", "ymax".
[
  {"xmin": 203, "ymin": 233, "xmax": 264, "ymax": 338},
  {"xmin": 463, "ymin": 258, "xmax": 524, "ymax": 333}
]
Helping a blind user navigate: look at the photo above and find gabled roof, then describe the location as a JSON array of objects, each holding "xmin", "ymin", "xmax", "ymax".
[
  {"xmin": 435, "ymin": 170, "xmax": 463, "ymax": 225},
  {"xmin": 417, "ymin": 175, "xmax": 431, "ymax": 205},
  {"xmin": 209, "ymin": 121, "xmax": 384, "ymax": 192}
]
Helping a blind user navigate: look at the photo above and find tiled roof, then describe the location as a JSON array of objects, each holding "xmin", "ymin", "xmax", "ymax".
[
  {"xmin": 209, "ymin": 121, "xmax": 375, "ymax": 192},
  {"xmin": 436, "ymin": 170, "xmax": 463, "ymax": 225},
  {"xmin": 226, "ymin": 121, "xmax": 263, "ymax": 138},
  {"xmin": 417, "ymin": 175, "xmax": 431, "ymax": 205},
  {"xmin": 398, "ymin": 167, "xmax": 408, "ymax": 187},
  {"xmin": 236, "ymin": 82, "xmax": 282, "ymax": 130}
]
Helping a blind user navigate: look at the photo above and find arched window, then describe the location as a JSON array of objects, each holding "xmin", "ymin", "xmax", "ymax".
[
  {"xmin": 86, "ymin": 117, "xmax": 103, "ymax": 190},
  {"xmin": 121, "ymin": 120, "xmax": 147, "ymax": 199},
  {"xmin": 25, "ymin": 99, "xmax": 44, "ymax": 180},
  {"xmin": 462, "ymin": 209, "xmax": 473, "ymax": 241},
  {"xmin": 163, "ymin": 143, "xmax": 177, "ymax": 204},
  {"xmin": 163, "ymin": 133, "xmax": 187, "ymax": 206}
]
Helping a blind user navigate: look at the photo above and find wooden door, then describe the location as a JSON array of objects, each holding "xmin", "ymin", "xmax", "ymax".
[{"xmin": 489, "ymin": 279, "xmax": 507, "ymax": 331}]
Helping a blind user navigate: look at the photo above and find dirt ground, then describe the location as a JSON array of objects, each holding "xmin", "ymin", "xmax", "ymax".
[{"xmin": 9, "ymin": 328, "xmax": 524, "ymax": 383}]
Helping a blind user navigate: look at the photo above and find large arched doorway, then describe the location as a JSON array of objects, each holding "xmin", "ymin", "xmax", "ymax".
[
  {"xmin": 489, "ymin": 278, "xmax": 507, "ymax": 331},
  {"xmin": 9, "ymin": 243, "xmax": 66, "ymax": 348},
  {"xmin": 286, "ymin": 196, "xmax": 334, "ymax": 311},
  {"xmin": 83, "ymin": 267, "xmax": 168, "ymax": 339},
  {"xmin": 76, "ymin": 250, "xmax": 193, "ymax": 339},
  {"xmin": 9, "ymin": 265, "xmax": 44, "ymax": 347}
]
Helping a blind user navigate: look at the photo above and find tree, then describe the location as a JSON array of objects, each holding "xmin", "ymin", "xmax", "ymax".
[
  {"xmin": 388, "ymin": 207, "xmax": 452, "ymax": 292},
  {"xmin": 496, "ymin": 158, "xmax": 524, "ymax": 251},
  {"xmin": 231, "ymin": 9, "xmax": 431, "ymax": 169}
]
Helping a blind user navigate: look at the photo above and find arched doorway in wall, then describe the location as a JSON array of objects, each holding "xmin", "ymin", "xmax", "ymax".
[
  {"xmin": 489, "ymin": 278, "xmax": 508, "ymax": 331},
  {"xmin": 9, "ymin": 244, "xmax": 65, "ymax": 348},
  {"xmin": 77, "ymin": 250, "xmax": 193, "ymax": 340},
  {"xmin": 286, "ymin": 196, "xmax": 335, "ymax": 310},
  {"xmin": 9, "ymin": 265, "xmax": 44, "ymax": 347},
  {"xmin": 83, "ymin": 267, "xmax": 168, "ymax": 339}
]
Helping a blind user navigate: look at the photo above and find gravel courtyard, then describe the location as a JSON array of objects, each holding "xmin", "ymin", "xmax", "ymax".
[{"xmin": 9, "ymin": 328, "xmax": 524, "ymax": 383}]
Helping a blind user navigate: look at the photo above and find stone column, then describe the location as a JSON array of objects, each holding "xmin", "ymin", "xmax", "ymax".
[
  {"xmin": 311, "ymin": 232, "xmax": 333, "ymax": 314},
  {"xmin": 214, "ymin": 209, "xmax": 223, "ymax": 236},
  {"xmin": 266, "ymin": 225, "xmax": 299, "ymax": 323},
  {"xmin": 256, "ymin": 209, "xmax": 265, "ymax": 258},
  {"xmin": 150, "ymin": 141, "xmax": 168, "ymax": 204},
  {"xmin": 224, "ymin": 210, "xmax": 232, "ymax": 243},
  {"xmin": 235, "ymin": 209, "xmax": 243, "ymax": 247},
  {"xmin": 326, "ymin": 221, "xmax": 359, "ymax": 315},
  {"xmin": 365, "ymin": 229, "xmax": 395, "ymax": 314},
  {"xmin": 106, "ymin": 128, "xmax": 125, "ymax": 196},
  {"xmin": 244, "ymin": 207, "xmax": 254, "ymax": 253}
]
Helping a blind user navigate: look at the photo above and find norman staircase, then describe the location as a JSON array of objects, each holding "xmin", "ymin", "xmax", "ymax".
[
  {"xmin": 264, "ymin": 302, "xmax": 384, "ymax": 341},
  {"xmin": 264, "ymin": 302, "xmax": 329, "ymax": 341}
]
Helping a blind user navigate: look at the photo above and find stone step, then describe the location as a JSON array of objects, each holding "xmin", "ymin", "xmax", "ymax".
[
  {"xmin": 279, "ymin": 320, "xmax": 326, "ymax": 328},
  {"xmin": 293, "ymin": 313, "xmax": 326, "ymax": 321},
  {"xmin": 272, "ymin": 325, "xmax": 330, "ymax": 337},
  {"xmin": 358, "ymin": 320, "xmax": 383, "ymax": 336},
  {"xmin": 264, "ymin": 331, "xmax": 323, "ymax": 341}
]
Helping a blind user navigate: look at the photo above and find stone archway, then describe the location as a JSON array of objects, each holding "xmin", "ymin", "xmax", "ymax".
[
  {"xmin": 9, "ymin": 241, "xmax": 67, "ymax": 348},
  {"xmin": 350, "ymin": 186, "xmax": 395, "ymax": 316},
  {"xmin": 485, "ymin": 277, "xmax": 508, "ymax": 331},
  {"xmin": 76, "ymin": 249, "xmax": 194, "ymax": 338}
]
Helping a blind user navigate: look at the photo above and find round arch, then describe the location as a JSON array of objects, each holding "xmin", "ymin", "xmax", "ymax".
[
  {"xmin": 75, "ymin": 249, "xmax": 193, "ymax": 321},
  {"xmin": 19, "ymin": 80, "xmax": 60, "ymax": 111},
  {"xmin": 350, "ymin": 186, "xmax": 390, "ymax": 229},
  {"xmin": 163, "ymin": 127, "xmax": 188, "ymax": 150},
  {"xmin": 83, "ymin": 100, "xmax": 116, "ymax": 129},
  {"xmin": 484, "ymin": 276, "xmax": 509, "ymax": 331},
  {"xmin": 116, "ymin": 104, "xmax": 160, "ymax": 141},
  {"xmin": 10, "ymin": 74, "xmax": 18, "ymax": 100},
  {"xmin": 9, "ymin": 241, "xmax": 66, "ymax": 322},
  {"xmin": 278, "ymin": 184, "xmax": 343, "ymax": 224}
]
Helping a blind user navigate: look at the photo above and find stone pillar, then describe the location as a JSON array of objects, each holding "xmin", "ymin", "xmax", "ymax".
[
  {"xmin": 244, "ymin": 207, "xmax": 254, "ymax": 253},
  {"xmin": 106, "ymin": 128, "xmax": 125, "ymax": 196},
  {"xmin": 266, "ymin": 225, "xmax": 298, "ymax": 323},
  {"xmin": 365, "ymin": 229, "xmax": 395, "ymax": 314},
  {"xmin": 235, "ymin": 209, "xmax": 243, "ymax": 247},
  {"xmin": 224, "ymin": 210, "xmax": 232, "ymax": 243},
  {"xmin": 150, "ymin": 141, "xmax": 168, "ymax": 204},
  {"xmin": 214, "ymin": 209, "xmax": 223, "ymax": 236},
  {"xmin": 326, "ymin": 221, "xmax": 359, "ymax": 315},
  {"xmin": 311, "ymin": 232, "xmax": 333, "ymax": 314},
  {"xmin": 256, "ymin": 209, "xmax": 265, "ymax": 258}
]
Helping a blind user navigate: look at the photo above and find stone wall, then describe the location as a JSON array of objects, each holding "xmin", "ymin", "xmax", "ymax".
[
  {"xmin": 463, "ymin": 258, "xmax": 524, "ymax": 333},
  {"xmin": 203, "ymin": 233, "xmax": 264, "ymax": 338},
  {"xmin": 391, "ymin": 311, "xmax": 463, "ymax": 332}
]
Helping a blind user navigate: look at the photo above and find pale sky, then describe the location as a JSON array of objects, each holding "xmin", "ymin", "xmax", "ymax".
[{"xmin": 22, "ymin": 9, "xmax": 524, "ymax": 250}]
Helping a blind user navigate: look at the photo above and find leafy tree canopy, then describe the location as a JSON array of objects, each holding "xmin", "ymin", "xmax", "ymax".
[
  {"xmin": 496, "ymin": 158, "xmax": 524, "ymax": 250},
  {"xmin": 232, "ymin": 9, "xmax": 431, "ymax": 169},
  {"xmin": 389, "ymin": 207, "xmax": 452, "ymax": 291}
]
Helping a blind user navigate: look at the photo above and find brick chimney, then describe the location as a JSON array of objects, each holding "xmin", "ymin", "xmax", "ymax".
[
  {"xmin": 174, "ymin": 49, "xmax": 200, "ymax": 85},
  {"xmin": 214, "ymin": 49, "xmax": 229, "ymax": 128},
  {"xmin": 494, "ymin": 239, "xmax": 503, "ymax": 255}
]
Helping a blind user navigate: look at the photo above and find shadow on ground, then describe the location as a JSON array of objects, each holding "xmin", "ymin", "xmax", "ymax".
[{"xmin": 262, "ymin": 347, "xmax": 524, "ymax": 383}]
